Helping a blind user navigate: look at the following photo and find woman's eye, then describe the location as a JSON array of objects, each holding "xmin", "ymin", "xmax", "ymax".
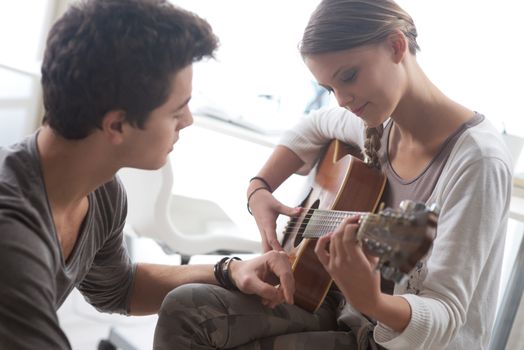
[{"xmin": 341, "ymin": 70, "xmax": 357, "ymax": 82}]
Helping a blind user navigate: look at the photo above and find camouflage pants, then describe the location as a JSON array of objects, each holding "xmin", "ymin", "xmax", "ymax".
[{"xmin": 154, "ymin": 283, "xmax": 381, "ymax": 350}]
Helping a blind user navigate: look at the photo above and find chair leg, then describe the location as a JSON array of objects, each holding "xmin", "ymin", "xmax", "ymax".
[
  {"xmin": 181, "ymin": 255, "xmax": 191, "ymax": 265},
  {"xmin": 97, "ymin": 339, "xmax": 117, "ymax": 350},
  {"xmin": 100, "ymin": 326, "xmax": 141, "ymax": 350}
]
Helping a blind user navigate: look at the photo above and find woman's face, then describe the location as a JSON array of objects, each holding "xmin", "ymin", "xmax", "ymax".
[{"xmin": 304, "ymin": 39, "xmax": 406, "ymax": 128}]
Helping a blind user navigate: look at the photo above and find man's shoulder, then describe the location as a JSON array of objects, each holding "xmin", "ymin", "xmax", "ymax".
[
  {"xmin": 1, "ymin": 133, "xmax": 41, "ymax": 189},
  {"xmin": 0, "ymin": 135, "xmax": 51, "ymax": 234},
  {"xmin": 94, "ymin": 175, "xmax": 127, "ymax": 207}
]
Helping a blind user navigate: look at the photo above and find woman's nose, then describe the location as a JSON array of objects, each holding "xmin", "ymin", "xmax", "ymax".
[{"xmin": 334, "ymin": 90, "xmax": 355, "ymax": 108}]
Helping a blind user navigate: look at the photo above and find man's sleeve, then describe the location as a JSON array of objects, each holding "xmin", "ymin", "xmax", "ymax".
[
  {"xmin": 77, "ymin": 226, "xmax": 136, "ymax": 314},
  {"xmin": 77, "ymin": 181, "xmax": 136, "ymax": 315},
  {"xmin": 0, "ymin": 217, "xmax": 71, "ymax": 349}
]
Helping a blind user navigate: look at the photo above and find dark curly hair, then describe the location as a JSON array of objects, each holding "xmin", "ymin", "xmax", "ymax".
[{"xmin": 41, "ymin": 0, "xmax": 219, "ymax": 139}]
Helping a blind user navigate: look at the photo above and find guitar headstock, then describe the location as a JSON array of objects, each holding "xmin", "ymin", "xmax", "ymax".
[{"xmin": 357, "ymin": 200, "xmax": 439, "ymax": 283}]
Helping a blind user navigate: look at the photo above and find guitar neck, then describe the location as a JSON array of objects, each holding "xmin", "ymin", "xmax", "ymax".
[{"xmin": 294, "ymin": 209, "xmax": 368, "ymax": 238}]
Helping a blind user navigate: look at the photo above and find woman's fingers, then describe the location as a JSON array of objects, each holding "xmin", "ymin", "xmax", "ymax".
[
  {"xmin": 315, "ymin": 232, "xmax": 332, "ymax": 266},
  {"xmin": 278, "ymin": 204, "xmax": 302, "ymax": 217},
  {"xmin": 315, "ymin": 214, "xmax": 362, "ymax": 269},
  {"xmin": 266, "ymin": 205, "xmax": 301, "ymax": 251},
  {"xmin": 267, "ymin": 233, "xmax": 284, "ymax": 252}
]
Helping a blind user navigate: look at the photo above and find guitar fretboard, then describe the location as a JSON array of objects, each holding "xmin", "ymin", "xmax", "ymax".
[{"xmin": 284, "ymin": 209, "xmax": 367, "ymax": 238}]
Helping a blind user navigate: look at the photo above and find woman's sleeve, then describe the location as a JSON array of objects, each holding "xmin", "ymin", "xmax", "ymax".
[
  {"xmin": 374, "ymin": 150, "xmax": 512, "ymax": 349},
  {"xmin": 278, "ymin": 107, "xmax": 365, "ymax": 175}
]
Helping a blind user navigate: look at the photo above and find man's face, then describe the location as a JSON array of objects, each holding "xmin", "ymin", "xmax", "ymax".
[{"xmin": 122, "ymin": 65, "xmax": 194, "ymax": 170}]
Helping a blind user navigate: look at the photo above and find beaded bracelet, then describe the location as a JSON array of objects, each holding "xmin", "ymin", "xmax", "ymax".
[
  {"xmin": 246, "ymin": 186, "xmax": 271, "ymax": 215},
  {"xmin": 249, "ymin": 176, "xmax": 273, "ymax": 193},
  {"xmin": 213, "ymin": 256, "xmax": 242, "ymax": 290}
]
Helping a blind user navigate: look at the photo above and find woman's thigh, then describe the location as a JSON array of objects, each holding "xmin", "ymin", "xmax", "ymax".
[{"xmin": 154, "ymin": 283, "xmax": 340, "ymax": 350}]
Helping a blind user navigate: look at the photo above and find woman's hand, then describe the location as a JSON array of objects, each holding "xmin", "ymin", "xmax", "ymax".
[
  {"xmin": 229, "ymin": 251, "xmax": 295, "ymax": 308},
  {"xmin": 248, "ymin": 187, "xmax": 301, "ymax": 252},
  {"xmin": 314, "ymin": 215, "xmax": 382, "ymax": 316}
]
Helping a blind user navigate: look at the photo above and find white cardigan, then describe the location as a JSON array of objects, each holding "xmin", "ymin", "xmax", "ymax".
[{"xmin": 279, "ymin": 107, "xmax": 513, "ymax": 349}]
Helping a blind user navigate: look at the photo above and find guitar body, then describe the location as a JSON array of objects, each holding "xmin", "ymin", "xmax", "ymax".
[{"xmin": 282, "ymin": 140, "xmax": 387, "ymax": 312}]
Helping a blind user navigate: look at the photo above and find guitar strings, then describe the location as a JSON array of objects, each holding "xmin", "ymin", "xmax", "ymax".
[
  {"xmin": 282, "ymin": 209, "xmax": 383, "ymax": 238},
  {"xmin": 284, "ymin": 212, "xmax": 412, "ymax": 242}
]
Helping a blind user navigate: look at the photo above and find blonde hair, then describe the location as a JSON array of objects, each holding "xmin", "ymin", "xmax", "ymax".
[{"xmin": 299, "ymin": 0, "xmax": 420, "ymax": 56}]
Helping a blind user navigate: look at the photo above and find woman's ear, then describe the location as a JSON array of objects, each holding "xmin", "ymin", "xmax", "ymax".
[
  {"xmin": 101, "ymin": 110, "xmax": 127, "ymax": 145},
  {"xmin": 387, "ymin": 30, "xmax": 408, "ymax": 64}
]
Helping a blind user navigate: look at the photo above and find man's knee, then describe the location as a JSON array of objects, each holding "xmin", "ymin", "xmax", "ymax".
[{"xmin": 163, "ymin": 283, "xmax": 220, "ymax": 316}]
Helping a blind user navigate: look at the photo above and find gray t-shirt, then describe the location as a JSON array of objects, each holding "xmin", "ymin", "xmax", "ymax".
[
  {"xmin": 379, "ymin": 113, "xmax": 484, "ymax": 208},
  {"xmin": 0, "ymin": 132, "xmax": 136, "ymax": 349}
]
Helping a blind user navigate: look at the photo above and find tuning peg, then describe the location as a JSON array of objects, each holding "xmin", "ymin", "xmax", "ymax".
[
  {"xmin": 364, "ymin": 238, "xmax": 392, "ymax": 256},
  {"xmin": 399, "ymin": 200, "xmax": 415, "ymax": 213},
  {"xmin": 427, "ymin": 203, "xmax": 440, "ymax": 216},
  {"xmin": 400, "ymin": 200, "xmax": 431, "ymax": 214}
]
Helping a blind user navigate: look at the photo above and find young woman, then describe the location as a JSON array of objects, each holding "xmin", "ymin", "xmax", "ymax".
[{"xmin": 154, "ymin": 1, "xmax": 512, "ymax": 349}]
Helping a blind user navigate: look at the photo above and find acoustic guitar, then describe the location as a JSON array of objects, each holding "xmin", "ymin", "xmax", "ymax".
[{"xmin": 281, "ymin": 140, "xmax": 439, "ymax": 312}]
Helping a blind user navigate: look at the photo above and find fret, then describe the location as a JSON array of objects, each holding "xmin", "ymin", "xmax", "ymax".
[{"xmin": 300, "ymin": 209, "xmax": 366, "ymax": 238}]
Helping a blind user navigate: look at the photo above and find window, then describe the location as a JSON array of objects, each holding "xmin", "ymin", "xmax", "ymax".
[
  {"xmin": 174, "ymin": 0, "xmax": 524, "ymax": 140},
  {"xmin": 0, "ymin": 0, "xmax": 61, "ymax": 146},
  {"xmin": 174, "ymin": 0, "xmax": 323, "ymax": 134},
  {"xmin": 1, "ymin": 1, "xmax": 522, "ymax": 143}
]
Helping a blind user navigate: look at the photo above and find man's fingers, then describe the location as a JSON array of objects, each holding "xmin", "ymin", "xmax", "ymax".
[
  {"xmin": 267, "ymin": 251, "xmax": 294, "ymax": 303},
  {"xmin": 272, "ymin": 267, "xmax": 294, "ymax": 304},
  {"xmin": 251, "ymin": 279, "xmax": 283, "ymax": 304}
]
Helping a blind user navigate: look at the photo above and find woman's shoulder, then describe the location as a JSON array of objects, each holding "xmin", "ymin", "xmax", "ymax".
[{"xmin": 452, "ymin": 115, "xmax": 512, "ymax": 168}]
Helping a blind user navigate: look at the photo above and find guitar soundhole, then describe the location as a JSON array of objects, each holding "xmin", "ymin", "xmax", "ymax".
[{"xmin": 293, "ymin": 200, "xmax": 320, "ymax": 247}]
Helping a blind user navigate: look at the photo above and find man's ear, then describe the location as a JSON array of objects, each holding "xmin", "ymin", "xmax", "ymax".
[
  {"xmin": 387, "ymin": 30, "xmax": 408, "ymax": 64},
  {"xmin": 101, "ymin": 110, "xmax": 127, "ymax": 145}
]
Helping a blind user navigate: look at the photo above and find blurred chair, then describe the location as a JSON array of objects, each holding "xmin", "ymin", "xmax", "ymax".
[
  {"xmin": 489, "ymin": 227, "xmax": 524, "ymax": 350},
  {"xmin": 117, "ymin": 158, "xmax": 261, "ymax": 259}
]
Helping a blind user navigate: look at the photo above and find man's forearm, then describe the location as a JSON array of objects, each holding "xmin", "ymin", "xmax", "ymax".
[{"xmin": 128, "ymin": 262, "xmax": 217, "ymax": 315}]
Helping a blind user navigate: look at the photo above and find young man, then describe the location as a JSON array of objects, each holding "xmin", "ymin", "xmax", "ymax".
[{"xmin": 0, "ymin": 1, "xmax": 293, "ymax": 348}]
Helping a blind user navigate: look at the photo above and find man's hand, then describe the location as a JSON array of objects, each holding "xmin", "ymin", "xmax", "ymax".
[{"xmin": 229, "ymin": 251, "xmax": 295, "ymax": 308}]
